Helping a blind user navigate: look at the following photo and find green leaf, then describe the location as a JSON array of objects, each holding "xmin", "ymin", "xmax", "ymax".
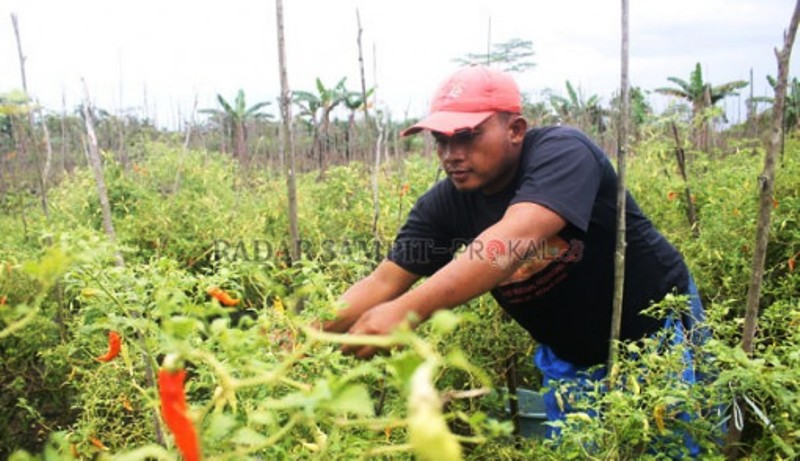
[
  {"xmin": 326, "ymin": 384, "xmax": 374, "ymax": 416},
  {"xmin": 7, "ymin": 450, "xmax": 35, "ymax": 461},
  {"xmin": 445, "ymin": 349, "xmax": 492, "ymax": 388},
  {"xmin": 22, "ymin": 247, "xmax": 73, "ymax": 288},
  {"xmin": 387, "ymin": 351, "xmax": 424, "ymax": 387},
  {"xmin": 232, "ymin": 426, "xmax": 268, "ymax": 447},
  {"xmin": 206, "ymin": 412, "xmax": 238, "ymax": 442},
  {"xmin": 430, "ymin": 309, "xmax": 461, "ymax": 334},
  {"xmin": 248, "ymin": 410, "xmax": 276, "ymax": 427},
  {"xmin": 163, "ymin": 316, "xmax": 205, "ymax": 339}
]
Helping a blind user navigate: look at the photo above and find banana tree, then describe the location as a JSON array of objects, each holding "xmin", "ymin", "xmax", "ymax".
[
  {"xmin": 201, "ymin": 89, "xmax": 272, "ymax": 164},
  {"xmin": 655, "ymin": 63, "xmax": 747, "ymax": 150},
  {"xmin": 293, "ymin": 77, "xmax": 347, "ymax": 170},
  {"xmin": 292, "ymin": 88, "xmax": 322, "ymax": 161},
  {"xmin": 343, "ymin": 87, "xmax": 374, "ymax": 162},
  {"xmin": 610, "ymin": 86, "xmax": 652, "ymax": 140},
  {"xmin": 549, "ymin": 80, "xmax": 607, "ymax": 135},
  {"xmin": 761, "ymin": 75, "xmax": 800, "ymax": 132}
]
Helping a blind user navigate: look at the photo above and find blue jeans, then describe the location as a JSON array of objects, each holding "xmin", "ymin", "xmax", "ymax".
[{"xmin": 536, "ymin": 277, "xmax": 706, "ymax": 456}]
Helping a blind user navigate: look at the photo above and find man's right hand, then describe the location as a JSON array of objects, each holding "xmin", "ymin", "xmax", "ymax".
[
  {"xmin": 341, "ymin": 300, "xmax": 418, "ymax": 359},
  {"xmin": 317, "ymin": 260, "xmax": 420, "ymax": 334}
]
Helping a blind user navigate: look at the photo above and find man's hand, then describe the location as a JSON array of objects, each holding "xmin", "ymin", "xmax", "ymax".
[
  {"xmin": 320, "ymin": 261, "xmax": 420, "ymax": 334},
  {"xmin": 341, "ymin": 301, "xmax": 417, "ymax": 359}
]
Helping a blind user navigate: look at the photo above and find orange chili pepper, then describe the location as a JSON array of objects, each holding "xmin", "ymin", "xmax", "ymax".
[
  {"xmin": 96, "ymin": 331, "xmax": 121, "ymax": 362},
  {"xmin": 206, "ymin": 287, "xmax": 240, "ymax": 307},
  {"xmin": 667, "ymin": 191, "xmax": 678, "ymax": 201},
  {"xmin": 400, "ymin": 183, "xmax": 410, "ymax": 197},
  {"xmin": 789, "ymin": 255, "xmax": 796, "ymax": 273},
  {"xmin": 0, "ymin": 295, "xmax": 6, "ymax": 305},
  {"xmin": 159, "ymin": 368, "xmax": 202, "ymax": 461},
  {"xmin": 90, "ymin": 437, "xmax": 107, "ymax": 450},
  {"xmin": 121, "ymin": 394, "xmax": 134, "ymax": 412}
]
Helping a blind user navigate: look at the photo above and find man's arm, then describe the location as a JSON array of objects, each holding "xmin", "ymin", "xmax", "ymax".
[
  {"xmin": 322, "ymin": 259, "xmax": 421, "ymax": 333},
  {"xmin": 342, "ymin": 202, "xmax": 566, "ymax": 358}
]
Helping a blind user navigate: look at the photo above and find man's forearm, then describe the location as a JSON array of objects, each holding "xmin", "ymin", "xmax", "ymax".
[
  {"xmin": 393, "ymin": 237, "xmax": 520, "ymax": 323},
  {"xmin": 386, "ymin": 203, "xmax": 567, "ymax": 324}
]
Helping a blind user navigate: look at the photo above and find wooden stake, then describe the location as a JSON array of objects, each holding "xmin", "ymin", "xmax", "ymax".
[
  {"xmin": 670, "ymin": 122, "xmax": 699, "ymax": 236},
  {"xmin": 608, "ymin": 0, "xmax": 630, "ymax": 372},
  {"xmin": 11, "ymin": 13, "xmax": 28, "ymax": 94},
  {"xmin": 275, "ymin": 0, "xmax": 301, "ymax": 263}
]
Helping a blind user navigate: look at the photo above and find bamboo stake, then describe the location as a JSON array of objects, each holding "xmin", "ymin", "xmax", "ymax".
[
  {"xmin": 38, "ymin": 105, "xmax": 53, "ymax": 221},
  {"xmin": 11, "ymin": 12, "xmax": 50, "ymax": 220},
  {"xmin": 275, "ymin": 0, "xmax": 301, "ymax": 263},
  {"xmin": 356, "ymin": 9, "xmax": 370, "ymax": 125},
  {"xmin": 11, "ymin": 13, "xmax": 28, "ymax": 95},
  {"xmin": 356, "ymin": 9, "xmax": 370, "ymax": 166},
  {"xmin": 82, "ymin": 80, "xmax": 123, "ymax": 265},
  {"xmin": 608, "ymin": 0, "xmax": 630, "ymax": 372},
  {"xmin": 369, "ymin": 41, "xmax": 383, "ymax": 244},
  {"xmin": 174, "ymin": 94, "xmax": 198, "ymax": 194}
]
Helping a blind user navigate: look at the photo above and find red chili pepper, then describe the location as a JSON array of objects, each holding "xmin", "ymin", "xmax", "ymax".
[
  {"xmin": 206, "ymin": 287, "xmax": 240, "ymax": 307},
  {"xmin": 96, "ymin": 331, "xmax": 121, "ymax": 362},
  {"xmin": 159, "ymin": 369, "xmax": 202, "ymax": 461},
  {"xmin": 667, "ymin": 191, "xmax": 678, "ymax": 201},
  {"xmin": 0, "ymin": 295, "xmax": 6, "ymax": 305}
]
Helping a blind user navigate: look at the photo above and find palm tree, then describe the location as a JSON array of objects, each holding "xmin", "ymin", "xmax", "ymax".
[
  {"xmin": 201, "ymin": 89, "xmax": 272, "ymax": 164},
  {"xmin": 655, "ymin": 63, "xmax": 747, "ymax": 150}
]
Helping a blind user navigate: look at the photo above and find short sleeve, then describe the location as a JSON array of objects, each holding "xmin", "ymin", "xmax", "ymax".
[
  {"xmin": 510, "ymin": 129, "xmax": 602, "ymax": 232},
  {"xmin": 387, "ymin": 186, "xmax": 457, "ymax": 277}
]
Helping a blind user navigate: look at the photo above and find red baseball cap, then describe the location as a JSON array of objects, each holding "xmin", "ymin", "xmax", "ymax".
[{"xmin": 401, "ymin": 65, "xmax": 522, "ymax": 137}]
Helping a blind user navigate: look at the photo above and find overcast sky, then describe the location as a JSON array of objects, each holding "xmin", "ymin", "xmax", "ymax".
[{"xmin": 0, "ymin": 0, "xmax": 797, "ymax": 128}]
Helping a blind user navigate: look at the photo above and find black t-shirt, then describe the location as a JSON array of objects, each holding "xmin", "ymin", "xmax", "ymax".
[{"xmin": 388, "ymin": 126, "xmax": 689, "ymax": 366}]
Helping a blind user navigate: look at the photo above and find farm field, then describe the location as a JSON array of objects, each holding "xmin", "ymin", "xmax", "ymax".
[
  {"xmin": 2, "ymin": 1, "xmax": 800, "ymax": 459},
  {"xmin": 1, "ymin": 132, "xmax": 799, "ymax": 459}
]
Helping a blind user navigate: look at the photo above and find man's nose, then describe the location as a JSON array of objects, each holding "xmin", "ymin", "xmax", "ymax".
[{"xmin": 442, "ymin": 141, "xmax": 467, "ymax": 161}]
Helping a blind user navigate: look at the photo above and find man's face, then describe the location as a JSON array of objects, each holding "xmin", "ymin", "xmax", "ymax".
[{"xmin": 432, "ymin": 113, "xmax": 526, "ymax": 194}]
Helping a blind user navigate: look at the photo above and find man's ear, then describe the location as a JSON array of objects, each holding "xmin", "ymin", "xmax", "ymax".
[{"xmin": 509, "ymin": 115, "xmax": 528, "ymax": 144}]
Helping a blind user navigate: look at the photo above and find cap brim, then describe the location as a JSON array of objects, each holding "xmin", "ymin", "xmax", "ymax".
[{"xmin": 400, "ymin": 111, "xmax": 494, "ymax": 137}]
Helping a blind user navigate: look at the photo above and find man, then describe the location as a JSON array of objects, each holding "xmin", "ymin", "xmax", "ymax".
[{"xmin": 323, "ymin": 66, "xmax": 703, "ymax": 440}]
